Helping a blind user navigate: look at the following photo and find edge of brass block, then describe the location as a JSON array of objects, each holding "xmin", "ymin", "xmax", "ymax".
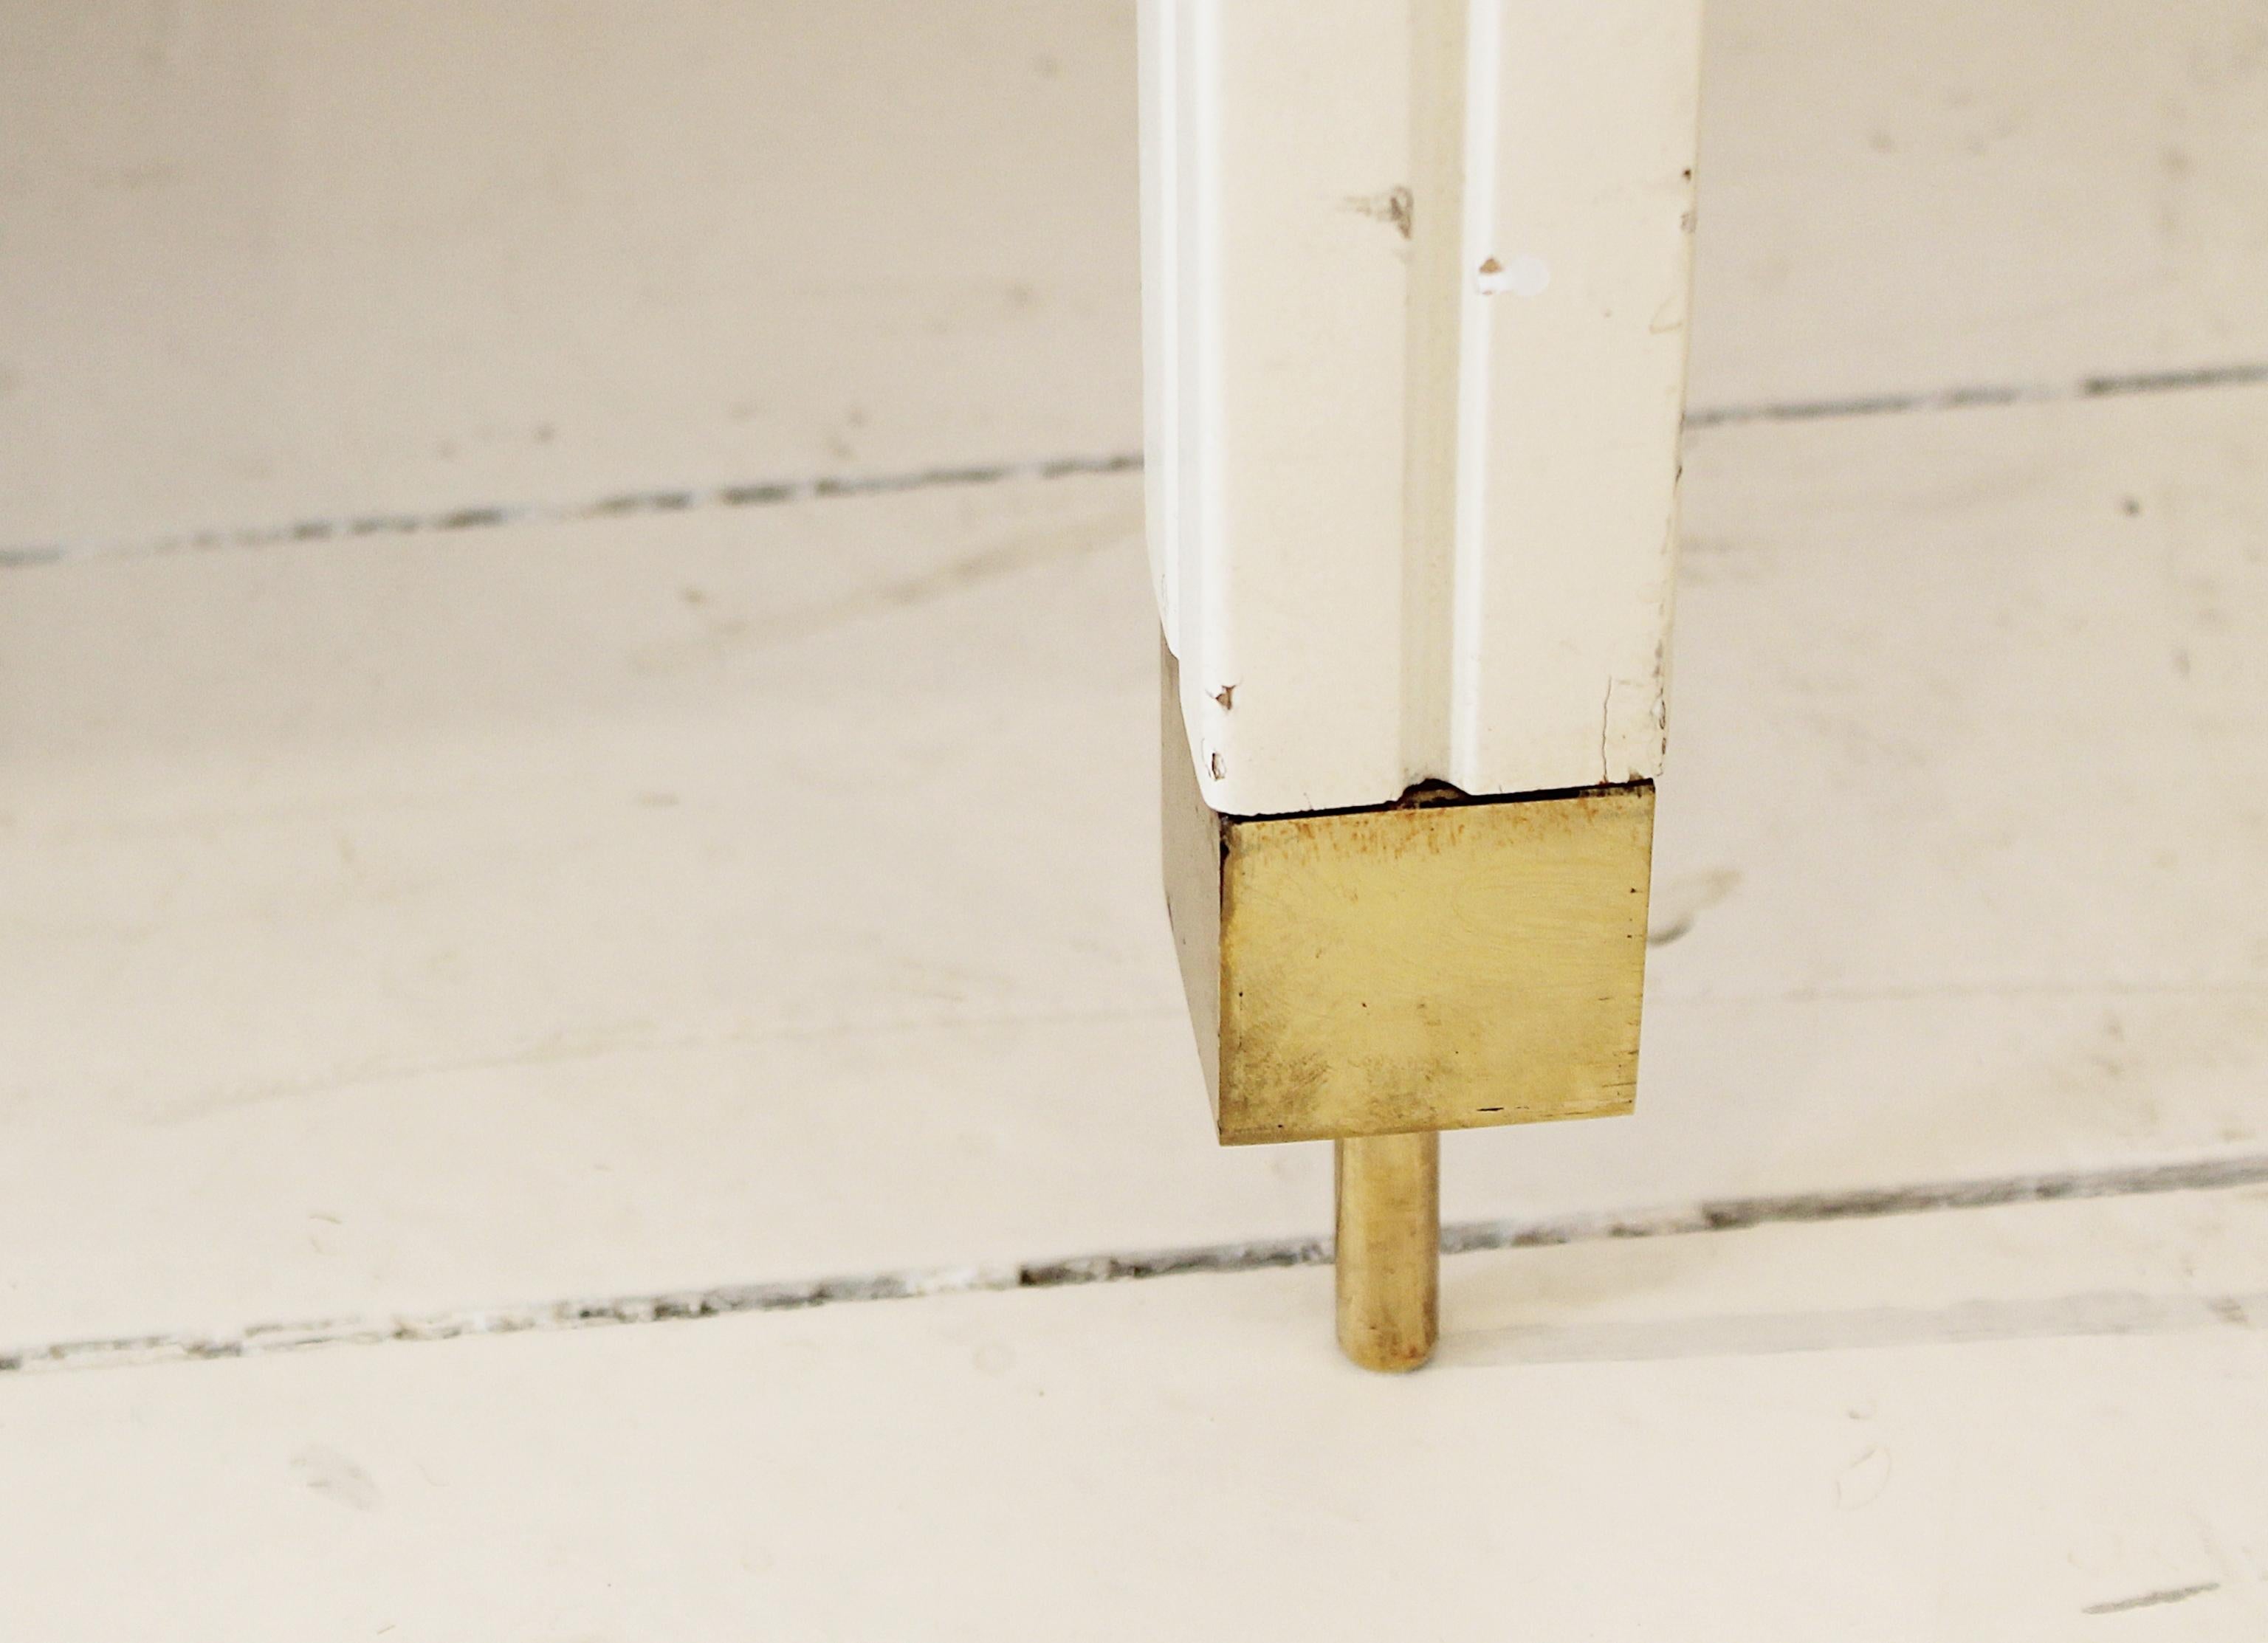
[{"xmin": 1161, "ymin": 638, "xmax": 1654, "ymax": 1147}]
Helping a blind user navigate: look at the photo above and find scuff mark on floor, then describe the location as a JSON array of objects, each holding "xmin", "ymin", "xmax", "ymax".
[
  {"xmin": 1648, "ymin": 868, "xmax": 1744, "ymax": 946},
  {"xmin": 292, "ymin": 1444, "xmax": 382, "ymax": 1512},
  {"xmin": 2082, "ymin": 1581, "xmax": 2220, "ymax": 1616}
]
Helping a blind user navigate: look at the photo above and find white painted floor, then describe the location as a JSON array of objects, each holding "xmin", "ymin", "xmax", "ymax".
[{"xmin": 3, "ymin": 1, "xmax": 2266, "ymax": 1636}]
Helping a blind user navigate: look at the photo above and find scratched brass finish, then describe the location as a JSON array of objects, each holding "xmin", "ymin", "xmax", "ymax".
[
  {"xmin": 1334, "ymin": 1132, "xmax": 1440, "ymax": 1372},
  {"xmin": 1163, "ymin": 649, "xmax": 1656, "ymax": 1146}
]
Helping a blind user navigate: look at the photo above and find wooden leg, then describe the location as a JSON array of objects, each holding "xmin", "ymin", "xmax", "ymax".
[
  {"xmin": 1335, "ymin": 1131, "xmax": 1440, "ymax": 1372},
  {"xmin": 1138, "ymin": 0, "xmax": 1700, "ymax": 825},
  {"xmin": 1142, "ymin": 2, "xmax": 1699, "ymax": 1365}
]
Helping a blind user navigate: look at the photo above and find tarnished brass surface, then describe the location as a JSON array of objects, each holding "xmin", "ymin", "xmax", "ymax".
[
  {"xmin": 1163, "ymin": 646, "xmax": 1655, "ymax": 1146},
  {"xmin": 1334, "ymin": 1132, "xmax": 1440, "ymax": 1372}
]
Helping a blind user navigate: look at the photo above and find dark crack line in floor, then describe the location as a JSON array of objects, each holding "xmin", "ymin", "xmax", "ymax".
[
  {"xmin": 0, "ymin": 450, "xmax": 1145, "ymax": 570},
  {"xmin": 1681, "ymin": 359, "xmax": 2268, "ymax": 430},
  {"xmin": 4, "ymin": 1151, "xmax": 2264, "ymax": 1379},
  {"xmin": 7, "ymin": 358, "xmax": 2267, "ymax": 570}
]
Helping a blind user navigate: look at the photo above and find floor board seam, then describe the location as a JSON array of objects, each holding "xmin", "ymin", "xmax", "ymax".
[
  {"xmin": 0, "ymin": 450, "xmax": 1145, "ymax": 571},
  {"xmin": 6, "ymin": 358, "xmax": 2265, "ymax": 571},
  {"xmin": 5, "ymin": 1151, "xmax": 2263, "ymax": 1380},
  {"xmin": 1682, "ymin": 359, "xmax": 2268, "ymax": 430}
]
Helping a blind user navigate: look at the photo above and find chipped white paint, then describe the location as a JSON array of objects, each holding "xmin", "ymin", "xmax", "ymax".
[
  {"xmin": 1480, "ymin": 253, "xmax": 1552, "ymax": 298},
  {"xmin": 1141, "ymin": 0, "xmax": 1702, "ymax": 813}
]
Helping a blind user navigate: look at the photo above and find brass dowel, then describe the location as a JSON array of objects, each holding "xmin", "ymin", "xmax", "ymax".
[{"xmin": 1333, "ymin": 1130, "xmax": 1440, "ymax": 1371}]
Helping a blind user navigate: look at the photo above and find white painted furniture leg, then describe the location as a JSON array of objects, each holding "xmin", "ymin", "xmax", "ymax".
[{"xmin": 1143, "ymin": 0, "xmax": 1703, "ymax": 1370}]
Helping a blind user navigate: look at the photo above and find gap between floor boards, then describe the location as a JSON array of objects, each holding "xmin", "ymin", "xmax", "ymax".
[
  {"xmin": 4, "ymin": 1151, "xmax": 2264, "ymax": 1380},
  {"xmin": 7, "ymin": 359, "xmax": 2266, "ymax": 571}
]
